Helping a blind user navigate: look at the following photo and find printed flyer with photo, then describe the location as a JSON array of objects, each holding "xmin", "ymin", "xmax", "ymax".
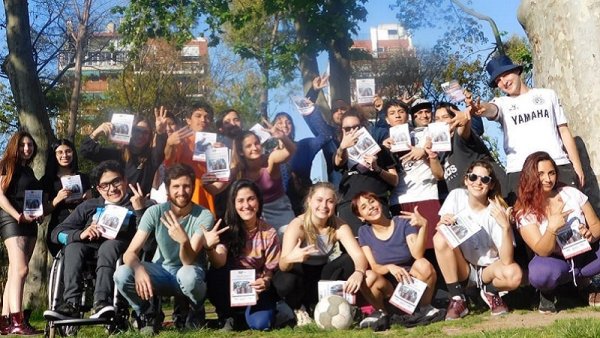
[
  {"xmin": 23, "ymin": 190, "xmax": 43, "ymax": 218},
  {"xmin": 97, "ymin": 205, "xmax": 129, "ymax": 240},
  {"xmin": 60, "ymin": 175, "xmax": 83, "ymax": 202},
  {"xmin": 439, "ymin": 211, "xmax": 482, "ymax": 248},
  {"xmin": 356, "ymin": 78, "xmax": 375, "ymax": 104},
  {"xmin": 389, "ymin": 278, "xmax": 428, "ymax": 314},
  {"xmin": 291, "ymin": 95, "xmax": 315, "ymax": 116},
  {"xmin": 441, "ymin": 80, "xmax": 466, "ymax": 103},
  {"xmin": 192, "ymin": 132, "xmax": 217, "ymax": 162},
  {"xmin": 556, "ymin": 220, "xmax": 591, "ymax": 259},
  {"xmin": 109, "ymin": 113, "xmax": 135, "ymax": 144},
  {"xmin": 389, "ymin": 124, "xmax": 411, "ymax": 153},
  {"xmin": 230, "ymin": 269, "xmax": 257, "ymax": 307},
  {"xmin": 205, "ymin": 147, "xmax": 231, "ymax": 182},
  {"xmin": 318, "ymin": 280, "xmax": 356, "ymax": 305},
  {"xmin": 249, "ymin": 123, "xmax": 272, "ymax": 144},
  {"xmin": 427, "ymin": 122, "xmax": 452, "ymax": 152},
  {"xmin": 346, "ymin": 127, "xmax": 381, "ymax": 166}
]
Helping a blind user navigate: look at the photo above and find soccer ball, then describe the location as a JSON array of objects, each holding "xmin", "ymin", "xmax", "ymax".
[{"xmin": 314, "ymin": 295, "xmax": 353, "ymax": 329}]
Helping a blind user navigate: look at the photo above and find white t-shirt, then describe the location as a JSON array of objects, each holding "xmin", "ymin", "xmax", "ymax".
[
  {"xmin": 491, "ymin": 88, "xmax": 570, "ymax": 173},
  {"xmin": 391, "ymin": 127, "xmax": 439, "ymax": 204},
  {"xmin": 439, "ymin": 188, "xmax": 514, "ymax": 266},
  {"xmin": 517, "ymin": 186, "xmax": 588, "ymax": 235}
]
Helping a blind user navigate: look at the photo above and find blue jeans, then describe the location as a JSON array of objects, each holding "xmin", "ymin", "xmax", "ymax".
[{"xmin": 114, "ymin": 262, "xmax": 206, "ymax": 314}]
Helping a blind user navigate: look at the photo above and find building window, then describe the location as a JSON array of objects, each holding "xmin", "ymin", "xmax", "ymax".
[{"xmin": 388, "ymin": 29, "xmax": 398, "ymax": 36}]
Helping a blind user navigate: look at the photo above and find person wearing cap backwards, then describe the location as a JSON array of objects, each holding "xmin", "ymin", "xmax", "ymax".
[{"xmin": 471, "ymin": 55, "xmax": 584, "ymax": 204}]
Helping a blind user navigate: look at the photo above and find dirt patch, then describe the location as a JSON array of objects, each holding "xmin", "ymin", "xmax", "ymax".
[{"xmin": 443, "ymin": 310, "xmax": 600, "ymax": 335}]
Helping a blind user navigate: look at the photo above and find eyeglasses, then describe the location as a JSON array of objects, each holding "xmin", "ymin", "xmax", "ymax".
[
  {"xmin": 466, "ymin": 173, "xmax": 492, "ymax": 185},
  {"xmin": 97, "ymin": 177, "xmax": 123, "ymax": 191},
  {"xmin": 342, "ymin": 125, "xmax": 360, "ymax": 132}
]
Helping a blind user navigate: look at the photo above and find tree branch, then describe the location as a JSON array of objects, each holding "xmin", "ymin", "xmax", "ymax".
[{"xmin": 450, "ymin": 0, "xmax": 505, "ymax": 55}]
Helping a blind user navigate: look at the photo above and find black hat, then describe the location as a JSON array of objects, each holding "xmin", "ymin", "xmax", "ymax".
[
  {"xmin": 486, "ymin": 55, "xmax": 523, "ymax": 88},
  {"xmin": 332, "ymin": 99, "xmax": 349, "ymax": 112},
  {"xmin": 410, "ymin": 98, "xmax": 432, "ymax": 115}
]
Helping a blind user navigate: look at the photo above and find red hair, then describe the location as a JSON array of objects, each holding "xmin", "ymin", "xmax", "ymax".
[
  {"xmin": 0, "ymin": 131, "xmax": 37, "ymax": 190},
  {"xmin": 513, "ymin": 151, "xmax": 562, "ymax": 223}
]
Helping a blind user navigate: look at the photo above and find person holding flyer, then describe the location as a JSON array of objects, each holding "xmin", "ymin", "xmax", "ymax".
[
  {"xmin": 0, "ymin": 131, "xmax": 43, "ymax": 334},
  {"xmin": 114, "ymin": 164, "xmax": 218, "ymax": 334},
  {"xmin": 273, "ymin": 182, "xmax": 369, "ymax": 327},
  {"xmin": 350, "ymin": 192, "xmax": 443, "ymax": 331},
  {"xmin": 514, "ymin": 152, "xmax": 600, "ymax": 312},
  {"xmin": 45, "ymin": 161, "xmax": 152, "ymax": 322},
  {"xmin": 42, "ymin": 139, "xmax": 91, "ymax": 257},
  {"xmin": 335, "ymin": 110, "xmax": 398, "ymax": 233},
  {"xmin": 433, "ymin": 160, "xmax": 521, "ymax": 320},
  {"xmin": 206, "ymin": 180, "xmax": 280, "ymax": 331},
  {"xmin": 81, "ymin": 108, "xmax": 169, "ymax": 194}
]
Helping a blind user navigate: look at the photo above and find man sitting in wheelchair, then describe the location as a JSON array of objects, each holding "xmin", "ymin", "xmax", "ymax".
[{"xmin": 45, "ymin": 160, "xmax": 151, "ymax": 320}]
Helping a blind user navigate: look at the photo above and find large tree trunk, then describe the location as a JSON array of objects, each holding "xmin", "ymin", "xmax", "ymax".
[
  {"xmin": 327, "ymin": 42, "xmax": 352, "ymax": 106},
  {"xmin": 2, "ymin": 0, "xmax": 55, "ymax": 311},
  {"xmin": 67, "ymin": 0, "xmax": 92, "ymax": 142},
  {"xmin": 294, "ymin": 13, "xmax": 331, "ymax": 118},
  {"xmin": 518, "ymin": 0, "xmax": 600, "ymax": 211}
]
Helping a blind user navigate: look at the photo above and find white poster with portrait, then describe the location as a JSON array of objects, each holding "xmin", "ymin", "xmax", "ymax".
[
  {"xmin": 356, "ymin": 78, "xmax": 375, "ymax": 104},
  {"xmin": 192, "ymin": 132, "xmax": 217, "ymax": 162},
  {"xmin": 97, "ymin": 205, "xmax": 129, "ymax": 240},
  {"xmin": 427, "ymin": 122, "xmax": 452, "ymax": 152},
  {"xmin": 23, "ymin": 190, "xmax": 43, "ymax": 218},
  {"xmin": 109, "ymin": 113, "xmax": 134, "ymax": 144},
  {"xmin": 60, "ymin": 175, "xmax": 84, "ymax": 202},
  {"xmin": 230, "ymin": 269, "xmax": 257, "ymax": 307}
]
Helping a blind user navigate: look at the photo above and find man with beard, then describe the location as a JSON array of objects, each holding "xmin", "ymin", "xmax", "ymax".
[
  {"xmin": 114, "ymin": 164, "xmax": 227, "ymax": 334},
  {"xmin": 216, "ymin": 109, "xmax": 244, "ymax": 148}
]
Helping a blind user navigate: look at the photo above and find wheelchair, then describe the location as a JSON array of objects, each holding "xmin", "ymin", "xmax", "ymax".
[{"xmin": 44, "ymin": 250, "xmax": 130, "ymax": 338}]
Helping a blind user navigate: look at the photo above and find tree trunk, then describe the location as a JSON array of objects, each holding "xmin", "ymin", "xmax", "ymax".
[
  {"xmin": 259, "ymin": 62, "xmax": 269, "ymax": 120},
  {"xmin": 294, "ymin": 13, "xmax": 331, "ymax": 118},
  {"xmin": 2, "ymin": 0, "xmax": 55, "ymax": 310},
  {"xmin": 67, "ymin": 0, "xmax": 92, "ymax": 142},
  {"xmin": 327, "ymin": 43, "xmax": 352, "ymax": 106},
  {"xmin": 518, "ymin": 0, "xmax": 600, "ymax": 211}
]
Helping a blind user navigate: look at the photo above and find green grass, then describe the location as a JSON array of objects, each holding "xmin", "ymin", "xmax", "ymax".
[{"xmin": 29, "ymin": 311, "xmax": 600, "ymax": 338}]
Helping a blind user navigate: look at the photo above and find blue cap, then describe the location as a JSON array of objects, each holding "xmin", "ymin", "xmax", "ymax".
[{"xmin": 486, "ymin": 55, "xmax": 523, "ymax": 88}]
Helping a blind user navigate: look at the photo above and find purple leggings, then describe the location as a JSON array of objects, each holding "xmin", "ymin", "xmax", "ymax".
[{"xmin": 528, "ymin": 244, "xmax": 600, "ymax": 291}]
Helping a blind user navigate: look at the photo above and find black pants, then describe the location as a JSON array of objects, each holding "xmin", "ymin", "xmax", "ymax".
[
  {"xmin": 62, "ymin": 239, "xmax": 128, "ymax": 304},
  {"xmin": 272, "ymin": 253, "xmax": 354, "ymax": 312}
]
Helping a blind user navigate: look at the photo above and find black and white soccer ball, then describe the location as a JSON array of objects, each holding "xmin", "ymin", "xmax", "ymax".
[{"xmin": 313, "ymin": 295, "xmax": 353, "ymax": 329}]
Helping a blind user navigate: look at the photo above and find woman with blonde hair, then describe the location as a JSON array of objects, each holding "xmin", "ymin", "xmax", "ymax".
[{"xmin": 272, "ymin": 182, "xmax": 368, "ymax": 326}]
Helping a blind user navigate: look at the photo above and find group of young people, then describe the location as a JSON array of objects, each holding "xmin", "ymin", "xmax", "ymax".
[{"xmin": 0, "ymin": 54, "xmax": 597, "ymax": 335}]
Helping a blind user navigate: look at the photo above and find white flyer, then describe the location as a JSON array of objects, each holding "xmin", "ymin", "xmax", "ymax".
[
  {"xmin": 96, "ymin": 205, "xmax": 129, "ymax": 240},
  {"xmin": 346, "ymin": 127, "xmax": 381, "ymax": 166},
  {"xmin": 439, "ymin": 210, "xmax": 482, "ymax": 248},
  {"xmin": 291, "ymin": 95, "xmax": 315, "ymax": 116},
  {"xmin": 230, "ymin": 269, "xmax": 257, "ymax": 307},
  {"xmin": 249, "ymin": 124, "xmax": 272, "ymax": 144},
  {"xmin": 389, "ymin": 278, "xmax": 428, "ymax": 314},
  {"xmin": 109, "ymin": 113, "xmax": 135, "ymax": 144},
  {"xmin": 318, "ymin": 280, "xmax": 355, "ymax": 305},
  {"xmin": 23, "ymin": 190, "xmax": 43, "ymax": 218},
  {"xmin": 441, "ymin": 80, "xmax": 466, "ymax": 103},
  {"xmin": 205, "ymin": 147, "xmax": 231, "ymax": 182},
  {"xmin": 192, "ymin": 132, "xmax": 217, "ymax": 162},
  {"xmin": 356, "ymin": 78, "xmax": 375, "ymax": 104},
  {"xmin": 427, "ymin": 122, "xmax": 452, "ymax": 152},
  {"xmin": 389, "ymin": 124, "xmax": 411, "ymax": 153},
  {"xmin": 60, "ymin": 175, "xmax": 83, "ymax": 202},
  {"xmin": 556, "ymin": 220, "xmax": 591, "ymax": 259}
]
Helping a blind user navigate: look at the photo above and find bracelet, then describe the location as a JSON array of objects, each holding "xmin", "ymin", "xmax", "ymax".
[{"xmin": 354, "ymin": 269, "xmax": 365, "ymax": 275}]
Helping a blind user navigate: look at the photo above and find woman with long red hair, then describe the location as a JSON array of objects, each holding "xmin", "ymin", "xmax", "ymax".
[
  {"xmin": 0, "ymin": 131, "xmax": 43, "ymax": 334},
  {"xmin": 514, "ymin": 151, "xmax": 600, "ymax": 314}
]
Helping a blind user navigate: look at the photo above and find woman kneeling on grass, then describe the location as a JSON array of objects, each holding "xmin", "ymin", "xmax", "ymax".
[
  {"xmin": 514, "ymin": 151, "xmax": 600, "ymax": 313},
  {"xmin": 272, "ymin": 182, "xmax": 369, "ymax": 327},
  {"xmin": 351, "ymin": 191, "xmax": 444, "ymax": 330},
  {"xmin": 433, "ymin": 160, "xmax": 522, "ymax": 320}
]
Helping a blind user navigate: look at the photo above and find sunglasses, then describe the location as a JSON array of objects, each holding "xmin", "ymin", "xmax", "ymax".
[
  {"xmin": 342, "ymin": 125, "xmax": 360, "ymax": 132},
  {"xmin": 466, "ymin": 173, "xmax": 492, "ymax": 185}
]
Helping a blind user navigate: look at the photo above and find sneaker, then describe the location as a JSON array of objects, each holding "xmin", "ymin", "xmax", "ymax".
[
  {"xmin": 416, "ymin": 304, "xmax": 441, "ymax": 318},
  {"xmin": 137, "ymin": 313, "xmax": 158, "ymax": 336},
  {"xmin": 445, "ymin": 296, "xmax": 469, "ymax": 320},
  {"xmin": 294, "ymin": 307, "xmax": 313, "ymax": 327},
  {"xmin": 185, "ymin": 305, "xmax": 206, "ymax": 329},
  {"xmin": 538, "ymin": 292, "xmax": 557, "ymax": 314},
  {"xmin": 358, "ymin": 310, "xmax": 390, "ymax": 332},
  {"xmin": 89, "ymin": 300, "xmax": 115, "ymax": 319},
  {"xmin": 589, "ymin": 291, "xmax": 600, "ymax": 307},
  {"xmin": 480, "ymin": 290, "xmax": 508, "ymax": 316},
  {"xmin": 219, "ymin": 317, "xmax": 235, "ymax": 332},
  {"xmin": 43, "ymin": 301, "xmax": 80, "ymax": 320}
]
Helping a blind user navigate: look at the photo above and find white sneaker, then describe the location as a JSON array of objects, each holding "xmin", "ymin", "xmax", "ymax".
[{"xmin": 294, "ymin": 307, "xmax": 313, "ymax": 327}]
